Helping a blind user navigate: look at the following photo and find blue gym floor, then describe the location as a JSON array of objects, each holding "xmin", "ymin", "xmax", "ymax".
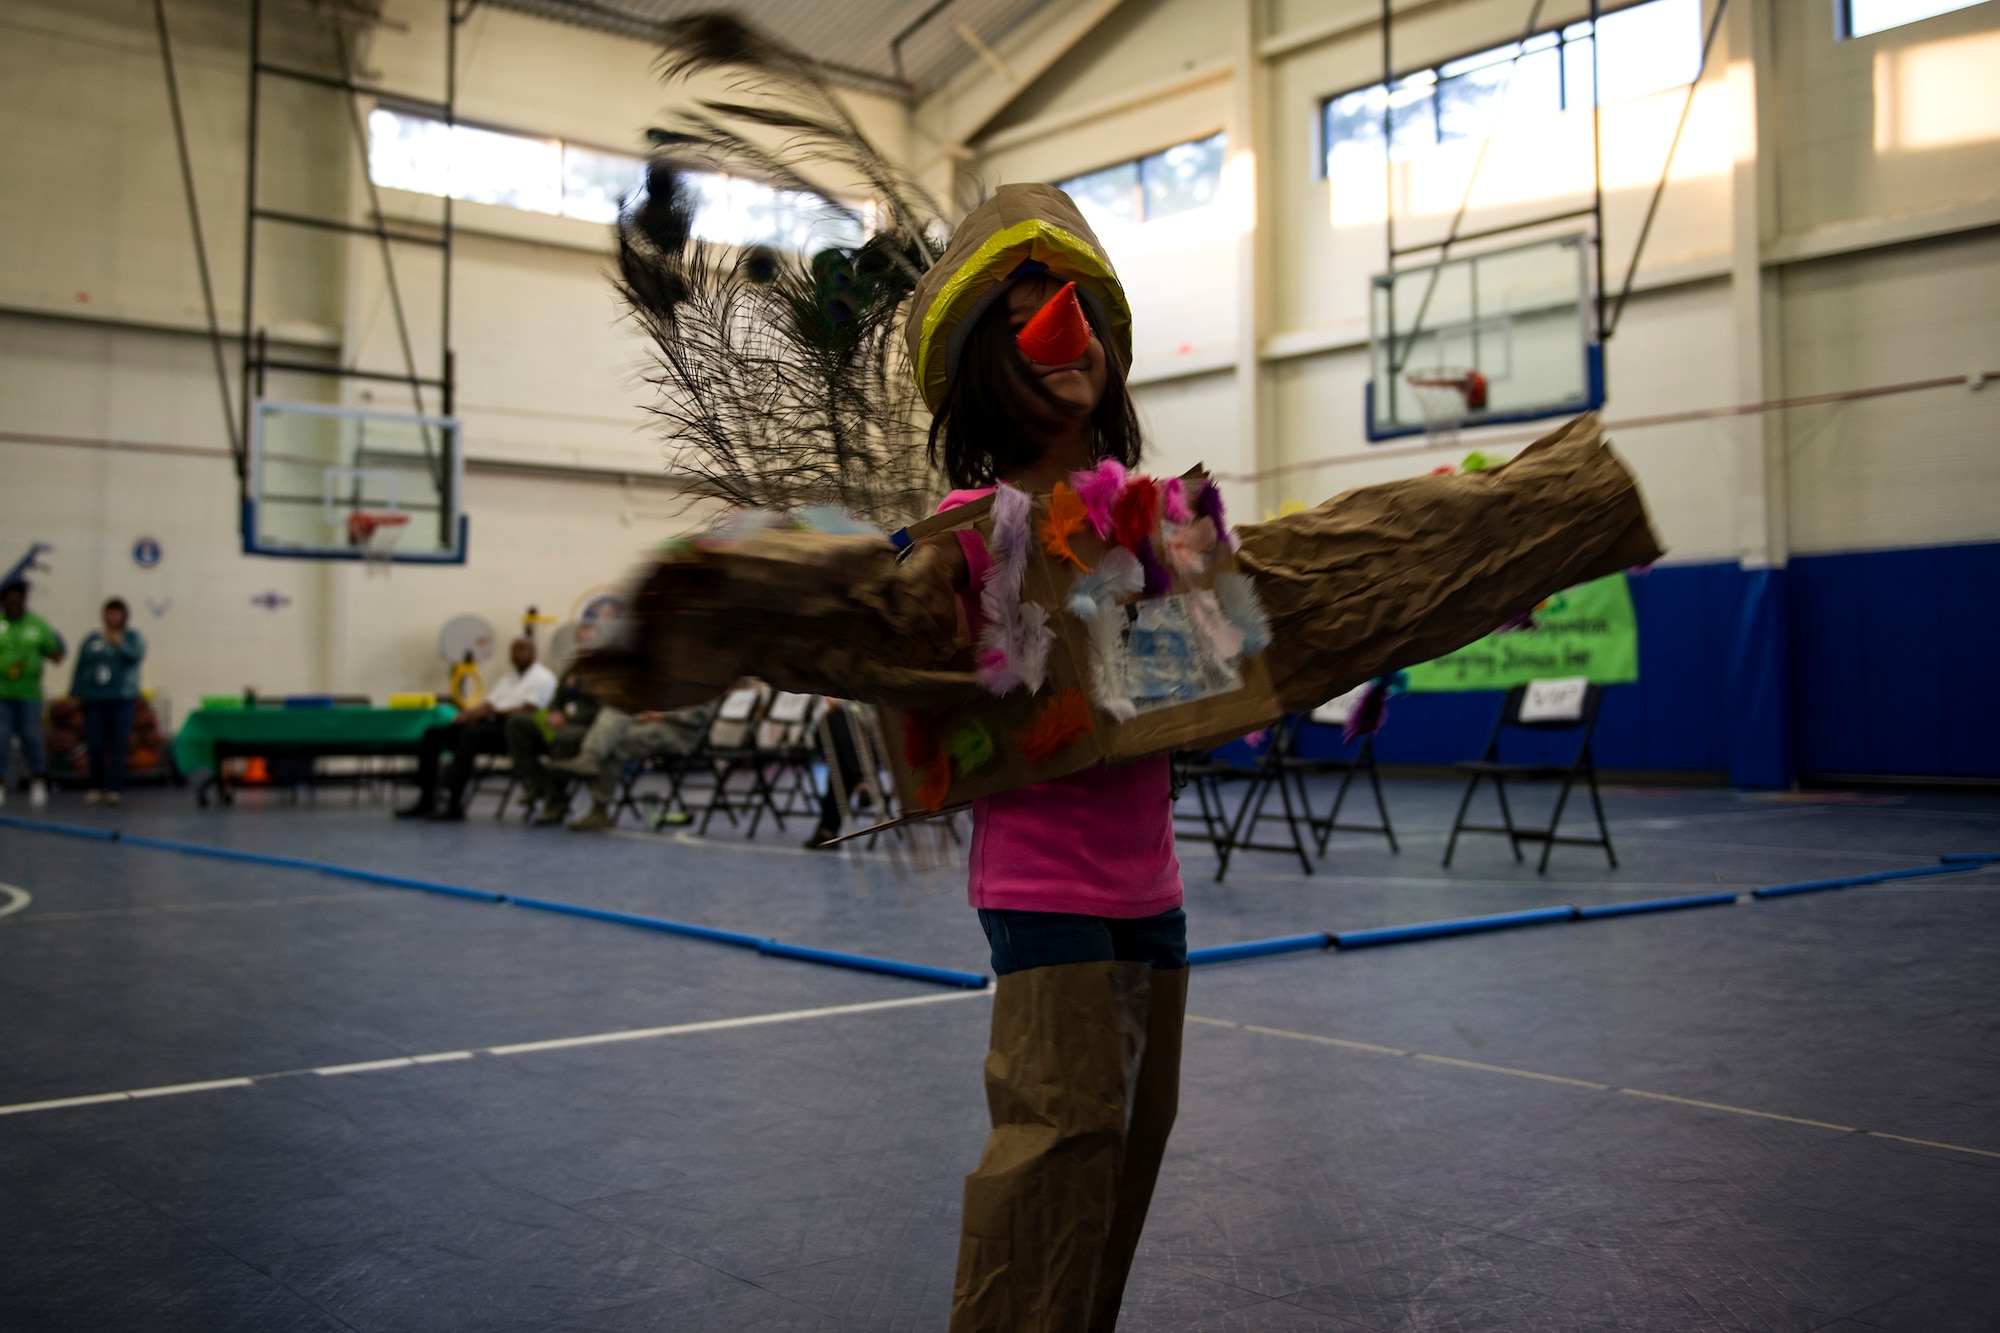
[{"xmin": 3, "ymin": 779, "xmax": 1997, "ymax": 1331}]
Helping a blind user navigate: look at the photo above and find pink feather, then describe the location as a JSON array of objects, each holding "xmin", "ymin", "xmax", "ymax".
[
  {"xmin": 1165, "ymin": 517, "xmax": 1217, "ymax": 575},
  {"xmin": 1161, "ymin": 477, "xmax": 1191, "ymax": 524},
  {"xmin": 1071, "ymin": 459, "xmax": 1127, "ymax": 539}
]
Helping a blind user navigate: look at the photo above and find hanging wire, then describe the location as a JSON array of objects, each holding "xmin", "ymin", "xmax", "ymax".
[
  {"xmin": 1604, "ymin": 0, "xmax": 1732, "ymax": 338},
  {"xmin": 321, "ymin": 10, "xmax": 446, "ymax": 493},
  {"xmin": 152, "ymin": 0, "xmax": 243, "ymax": 472},
  {"xmin": 1387, "ymin": 0, "xmax": 1548, "ymax": 378}
]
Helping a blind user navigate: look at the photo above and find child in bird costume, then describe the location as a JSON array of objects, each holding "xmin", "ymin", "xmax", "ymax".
[
  {"xmin": 903, "ymin": 183, "xmax": 1190, "ymax": 1332},
  {"xmin": 594, "ymin": 19, "xmax": 1660, "ymax": 1332}
]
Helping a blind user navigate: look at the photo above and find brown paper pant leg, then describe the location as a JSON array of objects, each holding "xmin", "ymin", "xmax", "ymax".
[
  {"xmin": 1086, "ymin": 965, "xmax": 1187, "ymax": 1333},
  {"xmin": 950, "ymin": 962, "xmax": 1145, "ymax": 1333}
]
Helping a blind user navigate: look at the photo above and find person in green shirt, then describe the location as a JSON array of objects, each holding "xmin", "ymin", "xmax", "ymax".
[
  {"xmin": 70, "ymin": 597, "xmax": 147, "ymax": 806},
  {"xmin": 0, "ymin": 578, "xmax": 67, "ymax": 808}
]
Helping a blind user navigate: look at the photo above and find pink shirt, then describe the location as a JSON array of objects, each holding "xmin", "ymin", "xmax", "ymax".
[{"xmin": 937, "ymin": 488, "xmax": 1184, "ymax": 919}]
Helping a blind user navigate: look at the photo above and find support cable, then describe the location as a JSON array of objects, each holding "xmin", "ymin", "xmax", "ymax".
[
  {"xmin": 1604, "ymin": 0, "xmax": 1732, "ymax": 338},
  {"xmin": 152, "ymin": 0, "xmax": 243, "ymax": 473},
  {"xmin": 1386, "ymin": 0, "xmax": 1549, "ymax": 378},
  {"xmin": 321, "ymin": 11, "xmax": 446, "ymax": 492}
]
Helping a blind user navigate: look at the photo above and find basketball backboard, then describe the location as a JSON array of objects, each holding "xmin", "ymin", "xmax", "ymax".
[
  {"xmin": 1366, "ymin": 233, "xmax": 1603, "ymax": 441},
  {"xmin": 244, "ymin": 399, "xmax": 467, "ymax": 562}
]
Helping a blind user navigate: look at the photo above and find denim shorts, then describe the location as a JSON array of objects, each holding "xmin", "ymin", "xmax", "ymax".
[{"xmin": 976, "ymin": 907, "xmax": 1188, "ymax": 977}]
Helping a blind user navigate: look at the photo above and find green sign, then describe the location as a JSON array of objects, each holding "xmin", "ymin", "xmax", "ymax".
[{"xmin": 1402, "ymin": 573, "xmax": 1639, "ymax": 692}]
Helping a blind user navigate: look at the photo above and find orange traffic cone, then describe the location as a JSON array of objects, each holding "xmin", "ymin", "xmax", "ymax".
[{"xmin": 242, "ymin": 757, "xmax": 271, "ymax": 785}]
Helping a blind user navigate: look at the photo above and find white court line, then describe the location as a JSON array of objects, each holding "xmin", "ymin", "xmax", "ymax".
[
  {"xmin": 0, "ymin": 883, "xmax": 30, "ymax": 919},
  {"xmin": 1190, "ymin": 1015, "xmax": 2000, "ymax": 1161},
  {"xmin": 0, "ymin": 989, "xmax": 989, "ymax": 1118},
  {"xmin": 486, "ymin": 990, "xmax": 985, "ymax": 1055}
]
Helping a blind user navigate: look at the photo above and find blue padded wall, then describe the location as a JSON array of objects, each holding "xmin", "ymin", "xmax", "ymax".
[
  {"xmin": 1285, "ymin": 542, "xmax": 1999, "ymax": 783},
  {"xmin": 1789, "ymin": 541, "xmax": 2000, "ymax": 779}
]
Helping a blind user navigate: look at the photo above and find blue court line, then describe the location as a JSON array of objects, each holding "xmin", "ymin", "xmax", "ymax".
[
  {"xmin": 1189, "ymin": 856, "xmax": 1995, "ymax": 967},
  {"xmin": 0, "ymin": 816, "xmax": 988, "ymax": 989}
]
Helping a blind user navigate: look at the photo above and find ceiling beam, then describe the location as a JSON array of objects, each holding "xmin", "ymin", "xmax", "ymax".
[{"xmin": 913, "ymin": 0, "xmax": 1129, "ymax": 159}]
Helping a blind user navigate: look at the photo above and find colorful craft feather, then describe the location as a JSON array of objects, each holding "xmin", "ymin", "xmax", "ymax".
[
  {"xmin": 1188, "ymin": 587, "xmax": 1245, "ymax": 662},
  {"xmin": 1213, "ymin": 570, "xmax": 1271, "ymax": 656},
  {"xmin": 1161, "ymin": 476, "xmax": 1191, "ymax": 525},
  {"xmin": 1133, "ymin": 538, "xmax": 1173, "ymax": 597},
  {"xmin": 915, "ymin": 754, "xmax": 953, "ymax": 811},
  {"xmin": 1040, "ymin": 481, "xmax": 1092, "ymax": 572},
  {"xmin": 1071, "ymin": 458, "xmax": 1126, "ymax": 539},
  {"xmin": 1164, "ymin": 517, "xmax": 1216, "ymax": 576},
  {"xmin": 1343, "ymin": 679, "xmax": 1388, "ymax": 744},
  {"xmin": 1193, "ymin": 478, "xmax": 1237, "ymax": 550},
  {"xmin": 946, "ymin": 721, "xmax": 996, "ymax": 774},
  {"xmin": 1111, "ymin": 476, "xmax": 1163, "ymax": 550},
  {"xmin": 1016, "ymin": 689, "xmax": 1094, "ymax": 763},
  {"xmin": 977, "ymin": 483, "xmax": 1055, "ymax": 694},
  {"xmin": 902, "ymin": 714, "xmax": 938, "ymax": 768},
  {"xmin": 1066, "ymin": 547, "xmax": 1143, "ymax": 620}
]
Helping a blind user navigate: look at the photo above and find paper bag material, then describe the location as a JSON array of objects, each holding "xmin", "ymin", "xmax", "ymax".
[
  {"xmin": 881, "ymin": 475, "xmax": 1282, "ymax": 812},
  {"xmin": 581, "ymin": 412, "xmax": 1662, "ymax": 800},
  {"xmin": 577, "ymin": 529, "xmax": 980, "ymax": 713},
  {"xmin": 1237, "ymin": 412, "xmax": 1663, "ymax": 714}
]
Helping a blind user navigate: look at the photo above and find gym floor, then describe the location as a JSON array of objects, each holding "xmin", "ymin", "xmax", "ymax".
[{"xmin": 3, "ymin": 779, "xmax": 1997, "ymax": 1331}]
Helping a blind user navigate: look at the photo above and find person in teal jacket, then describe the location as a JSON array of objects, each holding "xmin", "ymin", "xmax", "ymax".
[
  {"xmin": 0, "ymin": 578, "xmax": 66, "ymax": 807},
  {"xmin": 70, "ymin": 597, "xmax": 146, "ymax": 805}
]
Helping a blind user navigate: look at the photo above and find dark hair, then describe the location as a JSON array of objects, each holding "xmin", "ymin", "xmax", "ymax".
[
  {"xmin": 103, "ymin": 597, "xmax": 129, "ymax": 617},
  {"xmin": 0, "ymin": 580, "xmax": 24, "ymax": 600},
  {"xmin": 926, "ymin": 288, "xmax": 1143, "ymax": 490}
]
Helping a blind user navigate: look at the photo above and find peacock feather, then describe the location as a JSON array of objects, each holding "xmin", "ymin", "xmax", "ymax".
[{"xmin": 618, "ymin": 14, "xmax": 949, "ymax": 527}]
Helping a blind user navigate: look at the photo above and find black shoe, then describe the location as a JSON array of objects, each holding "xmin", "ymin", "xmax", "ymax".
[
  {"xmin": 426, "ymin": 804, "xmax": 466, "ymax": 822},
  {"xmin": 395, "ymin": 800, "xmax": 434, "ymax": 819},
  {"xmin": 804, "ymin": 824, "xmax": 839, "ymax": 850}
]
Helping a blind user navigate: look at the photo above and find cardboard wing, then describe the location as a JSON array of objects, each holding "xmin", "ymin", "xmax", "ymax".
[{"xmin": 879, "ymin": 474, "xmax": 1281, "ymax": 813}]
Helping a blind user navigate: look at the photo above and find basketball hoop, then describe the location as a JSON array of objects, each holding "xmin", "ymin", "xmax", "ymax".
[
  {"xmin": 1405, "ymin": 368, "xmax": 1489, "ymax": 449},
  {"xmin": 347, "ymin": 510, "xmax": 409, "ymax": 576}
]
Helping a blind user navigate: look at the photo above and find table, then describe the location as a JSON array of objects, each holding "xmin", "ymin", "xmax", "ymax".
[{"xmin": 173, "ymin": 705, "xmax": 457, "ymax": 806}]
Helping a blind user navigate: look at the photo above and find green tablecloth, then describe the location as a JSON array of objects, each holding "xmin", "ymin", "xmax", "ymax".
[{"xmin": 172, "ymin": 705, "xmax": 458, "ymax": 775}]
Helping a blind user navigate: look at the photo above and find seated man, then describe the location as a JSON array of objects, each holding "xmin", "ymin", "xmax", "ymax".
[
  {"xmin": 547, "ymin": 698, "xmax": 720, "ymax": 832},
  {"xmin": 397, "ymin": 637, "xmax": 556, "ymax": 821},
  {"xmin": 504, "ymin": 666, "xmax": 600, "ymax": 825}
]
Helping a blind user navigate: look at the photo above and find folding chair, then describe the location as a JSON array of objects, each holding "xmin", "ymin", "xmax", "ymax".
[
  {"xmin": 1172, "ymin": 722, "xmax": 1315, "ymax": 880},
  {"xmin": 756, "ymin": 692, "xmax": 825, "ymax": 826},
  {"xmin": 467, "ymin": 753, "xmax": 527, "ymax": 821},
  {"xmin": 696, "ymin": 683, "xmax": 778, "ymax": 835},
  {"xmin": 1290, "ymin": 687, "xmax": 1398, "ymax": 854},
  {"xmin": 601, "ymin": 700, "xmax": 726, "ymax": 829},
  {"xmin": 1443, "ymin": 677, "xmax": 1616, "ymax": 872}
]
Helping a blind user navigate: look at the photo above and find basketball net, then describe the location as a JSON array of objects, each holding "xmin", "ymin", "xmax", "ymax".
[
  {"xmin": 347, "ymin": 510, "xmax": 409, "ymax": 577},
  {"xmin": 1405, "ymin": 368, "xmax": 1488, "ymax": 450}
]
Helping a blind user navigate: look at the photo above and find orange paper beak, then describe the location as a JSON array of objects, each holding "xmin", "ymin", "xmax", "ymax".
[{"xmin": 1015, "ymin": 281, "xmax": 1092, "ymax": 367}]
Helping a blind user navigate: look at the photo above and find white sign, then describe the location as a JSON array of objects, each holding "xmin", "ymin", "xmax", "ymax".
[{"xmin": 1518, "ymin": 676, "xmax": 1589, "ymax": 724}]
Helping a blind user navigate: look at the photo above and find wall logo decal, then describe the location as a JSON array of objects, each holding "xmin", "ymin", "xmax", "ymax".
[
  {"xmin": 132, "ymin": 537, "xmax": 163, "ymax": 569},
  {"xmin": 146, "ymin": 597, "xmax": 171, "ymax": 618},
  {"xmin": 250, "ymin": 590, "xmax": 292, "ymax": 611}
]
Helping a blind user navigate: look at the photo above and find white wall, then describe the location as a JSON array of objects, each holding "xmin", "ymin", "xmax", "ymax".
[
  {"xmin": 0, "ymin": 0, "xmax": 894, "ymax": 714},
  {"xmin": 936, "ymin": 0, "xmax": 2000, "ymax": 565}
]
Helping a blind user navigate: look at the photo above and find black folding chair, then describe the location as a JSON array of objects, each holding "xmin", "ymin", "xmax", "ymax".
[
  {"xmin": 755, "ymin": 692, "xmax": 825, "ymax": 827},
  {"xmin": 696, "ymin": 684, "xmax": 778, "ymax": 835},
  {"xmin": 1443, "ymin": 679, "xmax": 1615, "ymax": 872},
  {"xmin": 1172, "ymin": 722, "xmax": 1315, "ymax": 880},
  {"xmin": 1290, "ymin": 694, "xmax": 1398, "ymax": 855}
]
